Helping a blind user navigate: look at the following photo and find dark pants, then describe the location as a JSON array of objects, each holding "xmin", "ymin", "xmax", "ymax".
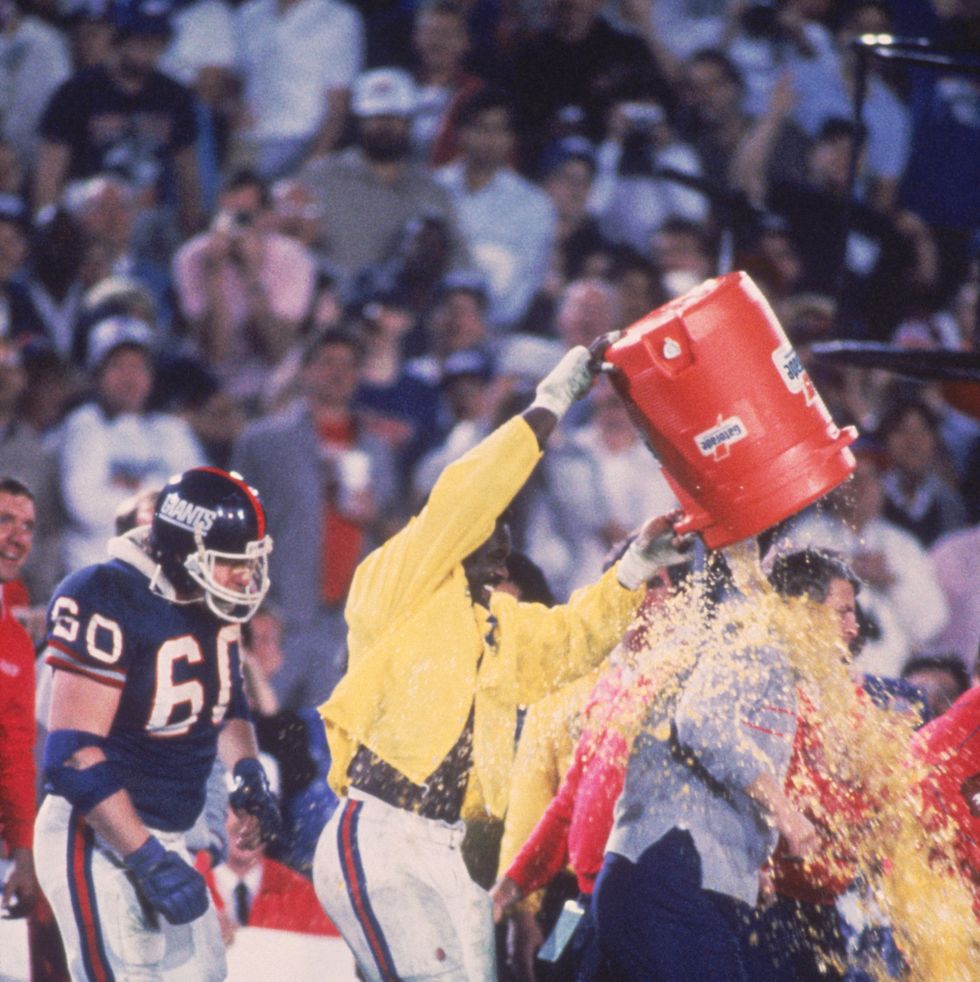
[
  {"xmin": 754, "ymin": 896, "xmax": 845, "ymax": 982},
  {"xmin": 593, "ymin": 829, "xmax": 759, "ymax": 982}
]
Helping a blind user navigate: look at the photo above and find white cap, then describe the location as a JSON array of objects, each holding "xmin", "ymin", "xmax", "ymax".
[
  {"xmin": 352, "ymin": 68, "xmax": 417, "ymax": 118},
  {"xmin": 86, "ymin": 315, "xmax": 155, "ymax": 371}
]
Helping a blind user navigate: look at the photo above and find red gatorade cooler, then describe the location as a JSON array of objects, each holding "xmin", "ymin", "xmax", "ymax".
[{"xmin": 601, "ymin": 271, "xmax": 857, "ymax": 549}]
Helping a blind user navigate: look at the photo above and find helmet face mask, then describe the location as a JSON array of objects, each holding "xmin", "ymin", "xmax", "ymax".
[
  {"xmin": 150, "ymin": 468, "xmax": 273, "ymax": 623},
  {"xmin": 185, "ymin": 532, "xmax": 273, "ymax": 623}
]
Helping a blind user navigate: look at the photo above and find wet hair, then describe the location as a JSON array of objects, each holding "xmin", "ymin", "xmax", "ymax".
[
  {"xmin": 901, "ymin": 653, "xmax": 970, "ymax": 698},
  {"xmin": 768, "ymin": 548, "xmax": 860, "ymax": 603}
]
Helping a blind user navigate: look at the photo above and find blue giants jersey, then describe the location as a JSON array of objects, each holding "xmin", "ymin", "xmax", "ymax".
[{"xmin": 44, "ymin": 556, "xmax": 251, "ymax": 831}]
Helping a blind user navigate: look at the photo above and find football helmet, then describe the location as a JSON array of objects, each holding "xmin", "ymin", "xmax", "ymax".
[{"xmin": 149, "ymin": 467, "xmax": 273, "ymax": 623}]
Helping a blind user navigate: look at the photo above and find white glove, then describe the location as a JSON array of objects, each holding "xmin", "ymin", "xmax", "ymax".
[
  {"xmin": 617, "ymin": 513, "xmax": 692, "ymax": 590},
  {"xmin": 529, "ymin": 345, "xmax": 594, "ymax": 419}
]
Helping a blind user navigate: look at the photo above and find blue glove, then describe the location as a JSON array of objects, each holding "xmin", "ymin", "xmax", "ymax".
[
  {"xmin": 228, "ymin": 757, "xmax": 281, "ymax": 844},
  {"xmin": 124, "ymin": 836, "xmax": 209, "ymax": 926}
]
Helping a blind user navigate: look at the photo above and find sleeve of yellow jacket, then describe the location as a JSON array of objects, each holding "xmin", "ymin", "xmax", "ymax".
[
  {"xmin": 321, "ymin": 416, "xmax": 544, "ymax": 798},
  {"xmin": 495, "ymin": 667, "xmax": 603, "ymax": 904},
  {"xmin": 468, "ymin": 567, "xmax": 642, "ymax": 817}
]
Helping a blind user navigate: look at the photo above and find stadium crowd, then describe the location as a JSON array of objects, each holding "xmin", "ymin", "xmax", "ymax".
[{"xmin": 0, "ymin": 0, "xmax": 978, "ymax": 978}]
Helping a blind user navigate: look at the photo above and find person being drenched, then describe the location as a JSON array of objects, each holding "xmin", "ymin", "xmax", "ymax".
[{"xmin": 312, "ymin": 344, "xmax": 689, "ymax": 981}]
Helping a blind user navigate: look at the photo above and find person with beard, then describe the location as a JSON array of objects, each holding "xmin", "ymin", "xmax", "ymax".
[
  {"xmin": 32, "ymin": 0, "xmax": 202, "ymax": 246},
  {"xmin": 299, "ymin": 67, "xmax": 469, "ymax": 298},
  {"xmin": 311, "ymin": 342, "xmax": 689, "ymax": 981}
]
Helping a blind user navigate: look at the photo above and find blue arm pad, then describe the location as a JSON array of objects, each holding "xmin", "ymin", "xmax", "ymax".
[{"xmin": 42, "ymin": 729, "xmax": 123, "ymax": 813}]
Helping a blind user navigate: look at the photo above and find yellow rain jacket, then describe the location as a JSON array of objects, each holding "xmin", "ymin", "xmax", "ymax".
[{"xmin": 320, "ymin": 415, "xmax": 645, "ymax": 819}]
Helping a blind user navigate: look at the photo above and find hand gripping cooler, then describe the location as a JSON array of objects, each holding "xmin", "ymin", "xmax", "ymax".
[{"xmin": 599, "ymin": 271, "xmax": 858, "ymax": 549}]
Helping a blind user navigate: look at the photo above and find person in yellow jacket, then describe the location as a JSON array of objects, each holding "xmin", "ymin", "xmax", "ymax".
[{"xmin": 311, "ymin": 345, "xmax": 688, "ymax": 982}]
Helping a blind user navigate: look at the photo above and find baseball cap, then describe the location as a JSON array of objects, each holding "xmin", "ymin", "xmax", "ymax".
[
  {"xmin": 440, "ymin": 347, "xmax": 495, "ymax": 386},
  {"xmin": 86, "ymin": 315, "xmax": 156, "ymax": 371},
  {"xmin": 111, "ymin": 0, "xmax": 174, "ymax": 38},
  {"xmin": 437, "ymin": 269, "xmax": 489, "ymax": 309},
  {"xmin": 60, "ymin": 0, "xmax": 111, "ymax": 22},
  {"xmin": 352, "ymin": 68, "xmax": 417, "ymax": 118},
  {"xmin": 0, "ymin": 194, "xmax": 30, "ymax": 234}
]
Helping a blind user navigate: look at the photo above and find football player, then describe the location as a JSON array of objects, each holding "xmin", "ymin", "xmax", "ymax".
[{"xmin": 34, "ymin": 467, "xmax": 280, "ymax": 981}]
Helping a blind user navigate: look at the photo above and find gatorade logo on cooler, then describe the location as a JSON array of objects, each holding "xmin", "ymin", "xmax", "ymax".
[
  {"xmin": 772, "ymin": 343, "xmax": 816, "ymax": 406},
  {"xmin": 695, "ymin": 415, "xmax": 747, "ymax": 461},
  {"xmin": 158, "ymin": 492, "xmax": 217, "ymax": 534}
]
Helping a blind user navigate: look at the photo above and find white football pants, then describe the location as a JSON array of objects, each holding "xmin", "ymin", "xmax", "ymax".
[
  {"xmin": 35, "ymin": 794, "xmax": 226, "ymax": 982},
  {"xmin": 313, "ymin": 790, "xmax": 496, "ymax": 981}
]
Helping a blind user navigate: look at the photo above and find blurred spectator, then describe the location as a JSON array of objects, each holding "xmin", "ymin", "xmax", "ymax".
[
  {"xmin": 589, "ymin": 96, "xmax": 707, "ymax": 255},
  {"xmin": 0, "ymin": 477, "xmax": 40, "ymax": 921},
  {"xmin": 900, "ymin": 53, "xmax": 980, "ymax": 287},
  {"xmin": 351, "ymin": 212, "xmax": 454, "ymax": 351},
  {"xmin": 608, "ymin": 248, "xmax": 665, "ymax": 330},
  {"xmin": 299, "ymin": 66, "xmax": 468, "ymax": 293},
  {"xmin": 199, "ymin": 801, "xmax": 339, "ymax": 942},
  {"xmin": 405, "ymin": 267, "xmax": 491, "ymax": 381},
  {"xmin": 0, "ymin": 196, "xmax": 44, "ymax": 343},
  {"xmin": 902, "ymin": 653, "xmax": 971, "ymax": 721},
  {"xmin": 160, "ymin": 0, "xmax": 235, "ymax": 109},
  {"xmin": 724, "ymin": 0, "xmax": 836, "ymax": 116},
  {"xmin": 173, "ymin": 168, "xmax": 316, "ymax": 410},
  {"xmin": 232, "ymin": 327, "xmax": 398, "ymax": 710},
  {"xmin": 518, "ymin": 135, "xmax": 607, "ymax": 336},
  {"xmin": 54, "ymin": 314, "xmax": 203, "ymax": 571},
  {"xmin": 0, "ymin": 138, "xmax": 24, "ymax": 195},
  {"xmin": 0, "ymin": 339, "xmax": 62, "ymax": 602},
  {"xmin": 33, "ymin": 0, "xmax": 203, "ymax": 245},
  {"xmin": 269, "ymin": 175, "xmax": 327, "ymax": 257},
  {"xmin": 928, "ymin": 523, "xmax": 980, "ymax": 673},
  {"xmin": 436, "ymin": 87, "xmax": 556, "ymax": 331},
  {"xmin": 789, "ymin": 0, "xmax": 912, "ymax": 211},
  {"xmin": 353, "ymin": 296, "xmax": 442, "ymax": 484},
  {"xmin": 541, "ymin": 136, "xmax": 604, "ymax": 278},
  {"xmin": 232, "ymin": 0, "xmax": 363, "ymax": 180},
  {"xmin": 410, "ymin": 345, "xmax": 498, "ymax": 504},
  {"xmin": 19, "ymin": 207, "xmax": 87, "ymax": 359},
  {"xmin": 0, "ymin": 0, "xmax": 70, "ymax": 169},
  {"xmin": 240, "ymin": 604, "xmax": 339, "ymax": 874},
  {"xmin": 876, "ymin": 395, "xmax": 968, "ymax": 548},
  {"xmin": 151, "ymin": 354, "xmax": 245, "ymax": 469},
  {"xmin": 410, "ymin": 0, "xmax": 485, "ymax": 166},
  {"xmin": 503, "ymin": 0, "xmax": 672, "ymax": 173},
  {"xmin": 72, "ymin": 273, "xmax": 158, "ymax": 369},
  {"xmin": 554, "ymin": 276, "xmax": 619, "ymax": 350},
  {"xmin": 774, "ymin": 448, "xmax": 949, "ymax": 678},
  {"xmin": 16, "ymin": 341, "xmax": 75, "ymax": 435},
  {"xmin": 680, "ymin": 48, "xmax": 810, "ymax": 208},
  {"xmin": 525, "ymin": 377, "xmax": 678, "ymax": 598},
  {"xmin": 651, "ymin": 216, "xmax": 715, "ymax": 297},
  {"xmin": 736, "ymin": 214, "xmax": 805, "ymax": 304},
  {"xmin": 740, "ymin": 116, "xmax": 939, "ymax": 338},
  {"xmin": 63, "ymin": 173, "xmax": 173, "ymax": 331},
  {"xmin": 60, "ymin": 0, "xmax": 113, "ymax": 70},
  {"xmin": 111, "ymin": 481, "xmax": 159, "ymax": 534}
]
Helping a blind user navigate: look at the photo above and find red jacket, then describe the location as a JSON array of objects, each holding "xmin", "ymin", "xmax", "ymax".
[
  {"xmin": 200, "ymin": 854, "xmax": 340, "ymax": 936},
  {"xmin": 0, "ymin": 581, "xmax": 36, "ymax": 852},
  {"xmin": 769, "ymin": 687, "xmax": 872, "ymax": 905},
  {"xmin": 914, "ymin": 686, "xmax": 980, "ymax": 913},
  {"xmin": 505, "ymin": 664, "xmax": 658, "ymax": 897}
]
